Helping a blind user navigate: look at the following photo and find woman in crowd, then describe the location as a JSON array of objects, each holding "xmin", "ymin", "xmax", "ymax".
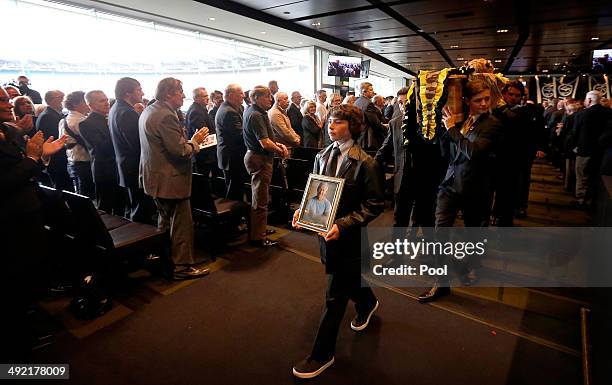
[{"xmin": 302, "ymin": 100, "xmax": 322, "ymax": 147}]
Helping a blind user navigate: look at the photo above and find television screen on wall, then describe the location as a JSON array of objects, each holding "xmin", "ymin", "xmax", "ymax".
[
  {"xmin": 327, "ymin": 55, "xmax": 362, "ymax": 78},
  {"xmin": 592, "ymin": 49, "xmax": 612, "ymax": 73}
]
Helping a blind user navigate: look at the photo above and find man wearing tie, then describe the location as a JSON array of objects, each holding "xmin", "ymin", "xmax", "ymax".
[
  {"xmin": 292, "ymin": 104, "xmax": 384, "ymax": 379},
  {"xmin": 418, "ymin": 80, "xmax": 501, "ymax": 302}
]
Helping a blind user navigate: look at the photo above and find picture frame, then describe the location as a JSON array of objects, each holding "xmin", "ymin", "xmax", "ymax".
[{"xmin": 296, "ymin": 173, "xmax": 345, "ymax": 233}]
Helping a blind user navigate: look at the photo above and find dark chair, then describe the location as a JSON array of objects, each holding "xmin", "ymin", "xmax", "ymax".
[
  {"xmin": 191, "ymin": 173, "xmax": 250, "ymax": 257},
  {"xmin": 61, "ymin": 190, "xmax": 170, "ymax": 276},
  {"xmin": 286, "ymin": 158, "xmax": 312, "ymax": 203},
  {"xmin": 291, "ymin": 147, "xmax": 320, "ymax": 162}
]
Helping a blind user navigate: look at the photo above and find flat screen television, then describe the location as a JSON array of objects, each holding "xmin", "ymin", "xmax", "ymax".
[
  {"xmin": 327, "ymin": 55, "xmax": 362, "ymax": 78},
  {"xmin": 592, "ymin": 49, "xmax": 612, "ymax": 73}
]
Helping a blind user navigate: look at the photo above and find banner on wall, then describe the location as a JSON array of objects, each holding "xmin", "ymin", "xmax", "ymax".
[
  {"xmin": 588, "ymin": 75, "xmax": 610, "ymax": 98},
  {"xmin": 535, "ymin": 75, "xmax": 580, "ymax": 103}
]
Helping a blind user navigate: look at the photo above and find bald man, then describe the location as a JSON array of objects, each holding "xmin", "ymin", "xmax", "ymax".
[{"xmin": 268, "ymin": 92, "xmax": 300, "ymax": 149}]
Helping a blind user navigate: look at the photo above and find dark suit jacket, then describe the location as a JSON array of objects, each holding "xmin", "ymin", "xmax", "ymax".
[
  {"xmin": 186, "ymin": 102, "xmax": 216, "ymax": 165},
  {"xmin": 354, "ymin": 96, "xmax": 386, "ymax": 150},
  {"xmin": 79, "ymin": 112, "xmax": 118, "ymax": 184},
  {"xmin": 302, "ymin": 115, "xmax": 321, "ymax": 147},
  {"xmin": 572, "ymin": 104, "xmax": 612, "ymax": 157},
  {"xmin": 0, "ymin": 123, "xmax": 43, "ymax": 218},
  {"xmin": 35, "ymin": 106, "xmax": 67, "ymax": 172},
  {"xmin": 209, "ymin": 105, "xmax": 219, "ymax": 130},
  {"xmin": 439, "ymin": 112, "xmax": 501, "ymax": 197},
  {"xmin": 313, "ymin": 143, "xmax": 384, "ymax": 273},
  {"xmin": 375, "ymin": 116, "xmax": 405, "ymax": 194},
  {"xmin": 287, "ymin": 103, "xmax": 303, "ymax": 140},
  {"xmin": 215, "ymin": 101, "xmax": 246, "ymax": 171},
  {"xmin": 109, "ymin": 99, "xmax": 140, "ymax": 188}
]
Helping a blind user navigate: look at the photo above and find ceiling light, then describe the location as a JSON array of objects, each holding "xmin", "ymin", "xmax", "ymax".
[
  {"xmin": 417, "ymin": 29, "xmax": 424, "ymax": 33},
  {"xmin": 542, "ymin": 69, "xmax": 549, "ymax": 73},
  {"xmin": 450, "ymin": 45, "xmax": 459, "ymax": 48},
  {"xmin": 494, "ymin": 59, "xmax": 502, "ymax": 63},
  {"xmin": 260, "ymin": 31, "xmax": 266, "ymax": 34},
  {"xmin": 298, "ymin": 41, "xmax": 303, "ymax": 44},
  {"xmin": 363, "ymin": 42, "xmax": 368, "ymax": 47},
  {"xmin": 554, "ymin": 62, "xmax": 561, "ymax": 65},
  {"xmin": 591, "ymin": 37, "xmax": 599, "ymax": 40},
  {"xmin": 497, "ymin": 48, "xmax": 506, "ymax": 52},
  {"xmin": 457, "ymin": 57, "xmax": 464, "ymax": 60},
  {"xmin": 497, "ymin": 29, "xmax": 508, "ymax": 33},
  {"xmin": 208, "ymin": 17, "xmax": 215, "ymax": 21},
  {"xmin": 311, "ymin": 22, "xmax": 320, "ymax": 26}
]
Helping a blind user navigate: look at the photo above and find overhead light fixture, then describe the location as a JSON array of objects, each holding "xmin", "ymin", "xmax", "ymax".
[
  {"xmin": 363, "ymin": 42, "xmax": 368, "ymax": 47},
  {"xmin": 554, "ymin": 62, "xmax": 561, "ymax": 65},
  {"xmin": 494, "ymin": 59, "xmax": 502, "ymax": 63},
  {"xmin": 417, "ymin": 29, "xmax": 424, "ymax": 33},
  {"xmin": 298, "ymin": 41, "xmax": 303, "ymax": 44},
  {"xmin": 457, "ymin": 57, "xmax": 464, "ymax": 60},
  {"xmin": 450, "ymin": 45, "xmax": 459, "ymax": 48},
  {"xmin": 260, "ymin": 31, "xmax": 266, "ymax": 34},
  {"xmin": 497, "ymin": 48, "xmax": 506, "ymax": 52},
  {"xmin": 311, "ymin": 22, "xmax": 321, "ymax": 26},
  {"xmin": 497, "ymin": 29, "xmax": 508, "ymax": 33},
  {"xmin": 591, "ymin": 37, "xmax": 599, "ymax": 40},
  {"xmin": 542, "ymin": 69, "xmax": 549, "ymax": 73},
  {"xmin": 208, "ymin": 17, "xmax": 215, "ymax": 21}
]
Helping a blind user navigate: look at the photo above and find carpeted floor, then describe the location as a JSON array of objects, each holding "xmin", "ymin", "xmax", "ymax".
[{"xmin": 30, "ymin": 245, "xmax": 580, "ymax": 385}]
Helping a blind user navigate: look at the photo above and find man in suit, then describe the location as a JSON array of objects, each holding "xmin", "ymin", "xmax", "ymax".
[
  {"xmin": 287, "ymin": 91, "xmax": 303, "ymax": 141},
  {"xmin": 418, "ymin": 80, "xmax": 502, "ymax": 302},
  {"xmin": 209, "ymin": 90, "xmax": 224, "ymax": 129},
  {"xmin": 243, "ymin": 85, "xmax": 289, "ymax": 247},
  {"xmin": 572, "ymin": 90, "xmax": 612, "ymax": 206},
  {"xmin": 186, "ymin": 87, "xmax": 217, "ymax": 180},
  {"xmin": 36, "ymin": 90, "xmax": 70, "ymax": 190},
  {"xmin": 1, "ymin": 86, "xmax": 67, "ymax": 360},
  {"xmin": 354, "ymin": 82, "xmax": 387, "ymax": 150},
  {"xmin": 17, "ymin": 76, "xmax": 42, "ymax": 104},
  {"xmin": 268, "ymin": 91, "xmax": 300, "ymax": 149},
  {"xmin": 216, "ymin": 84, "xmax": 248, "ymax": 200},
  {"xmin": 139, "ymin": 77, "xmax": 210, "ymax": 280},
  {"xmin": 109, "ymin": 77, "xmax": 155, "ymax": 223},
  {"xmin": 292, "ymin": 104, "xmax": 384, "ymax": 379},
  {"xmin": 80, "ymin": 90, "xmax": 122, "ymax": 214}
]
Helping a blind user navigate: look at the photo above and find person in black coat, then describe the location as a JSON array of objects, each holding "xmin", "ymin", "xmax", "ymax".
[
  {"xmin": 36, "ymin": 90, "xmax": 71, "ymax": 191},
  {"xmin": 287, "ymin": 91, "xmax": 303, "ymax": 141},
  {"xmin": 80, "ymin": 91, "xmax": 122, "ymax": 215},
  {"xmin": 1, "ymin": 86, "xmax": 67, "ymax": 360},
  {"xmin": 186, "ymin": 87, "xmax": 217, "ymax": 180},
  {"xmin": 301, "ymin": 100, "xmax": 322, "ymax": 147},
  {"xmin": 17, "ymin": 76, "xmax": 42, "ymax": 104},
  {"xmin": 108, "ymin": 77, "xmax": 155, "ymax": 223},
  {"xmin": 292, "ymin": 104, "xmax": 384, "ymax": 379},
  {"xmin": 418, "ymin": 80, "xmax": 502, "ymax": 303},
  {"xmin": 353, "ymin": 82, "xmax": 387, "ymax": 151},
  {"xmin": 215, "ymin": 84, "xmax": 248, "ymax": 200}
]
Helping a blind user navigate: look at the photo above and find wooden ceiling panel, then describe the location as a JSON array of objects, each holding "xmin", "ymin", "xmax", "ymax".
[{"xmin": 261, "ymin": 0, "xmax": 370, "ymax": 19}]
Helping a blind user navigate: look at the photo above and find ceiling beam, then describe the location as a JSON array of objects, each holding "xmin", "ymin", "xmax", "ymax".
[
  {"xmin": 194, "ymin": 0, "xmax": 415, "ymax": 76},
  {"xmin": 364, "ymin": 0, "xmax": 455, "ymax": 67},
  {"xmin": 502, "ymin": 0, "xmax": 530, "ymax": 73}
]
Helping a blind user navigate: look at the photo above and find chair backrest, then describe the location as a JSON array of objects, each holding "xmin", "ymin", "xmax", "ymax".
[
  {"xmin": 191, "ymin": 173, "xmax": 218, "ymax": 215},
  {"xmin": 38, "ymin": 184, "xmax": 72, "ymax": 236},
  {"xmin": 62, "ymin": 190, "xmax": 114, "ymax": 250},
  {"xmin": 291, "ymin": 147, "xmax": 319, "ymax": 162},
  {"xmin": 286, "ymin": 158, "xmax": 311, "ymax": 192}
]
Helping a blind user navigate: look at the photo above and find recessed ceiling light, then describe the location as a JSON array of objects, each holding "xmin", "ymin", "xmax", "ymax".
[
  {"xmin": 450, "ymin": 45, "xmax": 459, "ymax": 48},
  {"xmin": 417, "ymin": 29, "xmax": 424, "ymax": 33},
  {"xmin": 208, "ymin": 17, "xmax": 215, "ymax": 21},
  {"xmin": 591, "ymin": 37, "xmax": 599, "ymax": 40},
  {"xmin": 298, "ymin": 41, "xmax": 303, "ymax": 44},
  {"xmin": 260, "ymin": 31, "xmax": 266, "ymax": 34},
  {"xmin": 311, "ymin": 22, "xmax": 321, "ymax": 26},
  {"xmin": 494, "ymin": 59, "xmax": 502, "ymax": 63},
  {"xmin": 457, "ymin": 57, "xmax": 464, "ymax": 60},
  {"xmin": 497, "ymin": 48, "xmax": 506, "ymax": 52},
  {"xmin": 497, "ymin": 29, "xmax": 508, "ymax": 33},
  {"xmin": 542, "ymin": 69, "xmax": 549, "ymax": 73},
  {"xmin": 554, "ymin": 62, "xmax": 561, "ymax": 65}
]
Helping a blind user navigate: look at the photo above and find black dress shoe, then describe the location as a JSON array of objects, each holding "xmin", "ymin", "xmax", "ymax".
[
  {"xmin": 173, "ymin": 266, "xmax": 210, "ymax": 281},
  {"xmin": 265, "ymin": 228, "xmax": 277, "ymax": 235},
  {"xmin": 417, "ymin": 284, "xmax": 450, "ymax": 303},
  {"xmin": 248, "ymin": 238, "xmax": 279, "ymax": 247}
]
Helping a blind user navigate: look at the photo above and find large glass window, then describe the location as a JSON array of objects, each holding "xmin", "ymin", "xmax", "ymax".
[{"xmin": 0, "ymin": 0, "xmax": 314, "ymax": 104}]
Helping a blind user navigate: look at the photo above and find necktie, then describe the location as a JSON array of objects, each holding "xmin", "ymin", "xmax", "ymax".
[
  {"xmin": 461, "ymin": 115, "xmax": 475, "ymax": 136},
  {"xmin": 325, "ymin": 146, "xmax": 341, "ymax": 177}
]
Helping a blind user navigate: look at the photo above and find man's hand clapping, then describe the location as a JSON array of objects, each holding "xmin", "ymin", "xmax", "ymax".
[{"xmin": 191, "ymin": 127, "xmax": 209, "ymax": 146}]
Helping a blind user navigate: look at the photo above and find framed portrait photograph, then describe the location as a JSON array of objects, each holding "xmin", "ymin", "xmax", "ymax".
[{"xmin": 296, "ymin": 173, "xmax": 345, "ymax": 233}]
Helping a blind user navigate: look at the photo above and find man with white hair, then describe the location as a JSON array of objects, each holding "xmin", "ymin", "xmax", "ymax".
[
  {"xmin": 571, "ymin": 90, "xmax": 612, "ymax": 206},
  {"xmin": 268, "ymin": 91, "xmax": 300, "ymax": 149}
]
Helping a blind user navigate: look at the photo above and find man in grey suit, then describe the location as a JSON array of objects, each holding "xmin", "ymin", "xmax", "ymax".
[{"xmin": 139, "ymin": 77, "xmax": 210, "ymax": 280}]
